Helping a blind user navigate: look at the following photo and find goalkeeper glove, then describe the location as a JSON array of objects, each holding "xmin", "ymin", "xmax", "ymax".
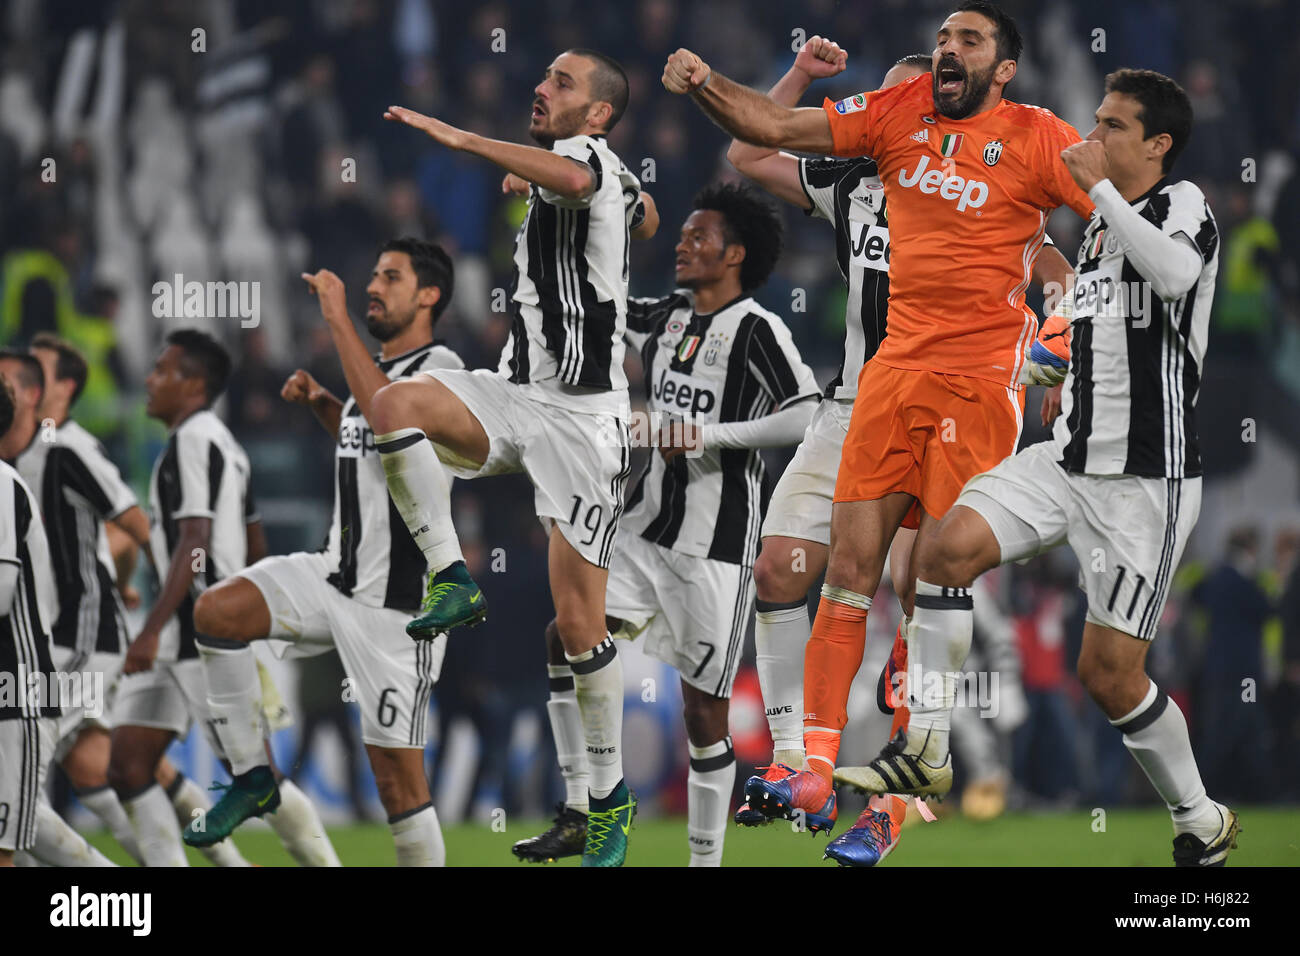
[{"xmin": 1018, "ymin": 298, "xmax": 1073, "ymax": 387}]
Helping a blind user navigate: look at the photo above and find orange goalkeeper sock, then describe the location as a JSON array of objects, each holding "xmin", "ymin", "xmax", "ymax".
[{"xmin": 803, "ymin": 589, "xmax": 871, "ymax": 783}]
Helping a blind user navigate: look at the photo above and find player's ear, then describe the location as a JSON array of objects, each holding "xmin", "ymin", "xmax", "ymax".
[
  {"xmin": 1147, "ymin": 132, "xmax": 1172, "ymax": 167},
  {"xmin": 724, "ymin": 243, "xmax": 746, "ymax": 269},
  {"xmin": 995, "ymin": 58, "xmax": 1016, "ymax": 87},
  {"xmin": 418, "ymin": 285, "xmax": 442, "ymax": 313},
  {"xmin": 588, "ymin": 100, "xmax": 613, "ymax": 132}
]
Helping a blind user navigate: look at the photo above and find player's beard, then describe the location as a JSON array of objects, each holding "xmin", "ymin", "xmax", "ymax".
[
  {"xmin": 933, "ymin": 59, "xmax": 996, "ymax": 120},
  {"xmin": 365, "ymin": 302, "xmax": 414, "ymax": 341},
  {"xmin": 529, "ymin": 102, "xmax": 590, "ymax": 147}
]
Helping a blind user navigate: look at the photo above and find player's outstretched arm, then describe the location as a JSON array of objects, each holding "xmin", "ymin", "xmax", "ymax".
[
  {"xmin": 727, "ymin": 36, "xmax": 846, "ymax": 208},
  {"xmin": 664, "ymin": 48, "xmax": 834, "ymax": 153},
  {"xmin": 301, "ymin": 269, "xmax": 388, "ymax": 427},
  {"xmin": 386, "ymin": 105, "xmax": 594, "ymax": 200}
]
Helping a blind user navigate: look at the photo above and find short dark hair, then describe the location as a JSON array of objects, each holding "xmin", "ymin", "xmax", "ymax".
[
  {"xmin": 0, "ymin": 348, "xmax": 45, "ymax": 404},
  {"xmin": 380, "ymin": 237, "xmax": 455, "ymax": 322},
  {"xmin": 0, "ymin": 378, "xmax": 13, "ymax": 440},
  {"xmin": 1105, "ymin": 68, "xmax": 1193, "ymax": 174},
  {"xmin": 692, "ymin": 182, "xmax": 784, "ymax": 292},
  {"xmin": 165, "ymin": 329, "xmax": 232, "ymax": 405},
  {"xmin": 896, "ymin": 53, "xmax": 934, "ymax": 72},
  {"xmin": 31, "ymin": 333, "xmax": 89, "ymax": 405},
  {"xmin": 955, "ymin": 1, "xmax": 1023, "ymax": 64},
  {"xmin": 567, "ymin": 49, "xmax": 629, "ymax": 132}
]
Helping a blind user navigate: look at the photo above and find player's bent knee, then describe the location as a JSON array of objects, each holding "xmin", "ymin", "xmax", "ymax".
[
  {"xmin": 915, "ymin": 508, "xmax": 999, "ymax": 586},
  {"xmin": 193, "ymin": 584, "xmax": 259, "ymax": 642},
  {"xmin": 107, "ymin": 753, "xmax": 152, "ymax": 796},
  {"xmin": 371, "ymin": 378, "xmax": 438, "ymax": 436},
  {"xmin": 753, "ymin": 548, "xmax": 805, "ymax": 603}
]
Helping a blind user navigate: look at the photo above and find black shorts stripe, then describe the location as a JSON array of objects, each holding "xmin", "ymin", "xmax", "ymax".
[{"xmin": 713, "ymin": 564, "xmax": 751, "ymax": 698}]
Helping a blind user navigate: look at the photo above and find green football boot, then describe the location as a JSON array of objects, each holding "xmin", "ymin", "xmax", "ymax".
[
  {"xmin": 183, "ymin": 765, "xmax": 279, "ymax": 847},
  {"xmin": 407, "ymin": 560, "xmax": 488, "ymax": 640},
  {"xmin": 582, "ymin": 781, "xmax": 636, "ymax": 868}
]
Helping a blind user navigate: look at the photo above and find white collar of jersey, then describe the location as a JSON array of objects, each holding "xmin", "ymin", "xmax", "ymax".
[
  {"xmin": 375, "ymin": 340, "xmax": 436, "ymax": 368},
  {"xmin": 167, "ymin": 407, "xmax": 213, "ymax": 435}
]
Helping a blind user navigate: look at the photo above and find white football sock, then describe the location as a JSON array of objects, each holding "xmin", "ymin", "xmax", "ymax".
[
  {"xmin": 197, "ymin": 640, "xmax": 268, "ymax": 776},
  {"xmin": 906, "ymin": 581, "xmax": 975, "ymax": 761},
  {"xmin": 687, "ymin": 737, "xmax": 735, "ymax": 867},
  {"xmin": 30, "ymin": 802, "xmax": 117, "ymax": 866},
  {"xmin": 1111, "ymin": 679, "xmax": 1218, "ymax": 837},
  {"xmin": 166, "ymin": 773, "xmax": 250, "ymax": 867},
  {"xmin": 122, "ymin": 784, "xmax": 188, "ymax": 866},
  {"xmin": 267, "ymin": 779, "xmax": 342, "ymax": 866},
  {"xmin": 77, "ymin": 784, "xmax": 142, "ymax": 865},
  {"xmin": 566, "ymin": 635, "xmax": 623, "ymax": 800},
  {"xmin": 546, "ymin": 664, "xmax": 590, "ymax": 812},
  {"xmin": 375, "ymin": 427, "xmax": 464, "ymax": 573},
  {"xmin": 754, "ymin": 598, "xmax": 809, "ymax": 762},
  {"xmin": 388, "ymin": 801, "xmax": 446, "ymax": 866}
]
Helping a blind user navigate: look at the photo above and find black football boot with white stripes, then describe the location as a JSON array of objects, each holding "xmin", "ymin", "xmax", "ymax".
[{"xmin": 833, "ymin": 728, "xmax": 953, "ymax": 798}]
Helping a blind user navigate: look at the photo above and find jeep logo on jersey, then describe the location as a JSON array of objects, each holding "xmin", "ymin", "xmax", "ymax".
[
  {"xmin": 652, "ymin": 367, "xmax": 716, "ymax": 417},
  {"xmin": 337, "ymin": 417, "xmax": 376, "ymax": 458},
  {"xmin": 850, "ymin": 222, "xmax": 891, "ymax": 273},
  {"xmin": 983, "ymin": 139, "xmax": 1003, "ymax": 166},
  {"xmin": 897, "ymin": 155, "xmax": 988, "ymax": 212}
]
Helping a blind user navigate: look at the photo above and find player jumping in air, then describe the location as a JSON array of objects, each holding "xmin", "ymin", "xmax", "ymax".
[
  {"xmin": 514, "ymin": 183, "xmax": 820, "ymax": 866},
  {"xmin": 370, "ymin": 50, "xmax": 656, "ymax": 866},
  {"xmin": 182, "ymin": 239, "xmax": 462, "ymax": 865},
  {"xmin": 838, "ymin": 69, "xmax": 1237, "ymax": 866},
  {"xmin": 664, "ymin": 1, "xmax": 1088, "ymax": 861}
]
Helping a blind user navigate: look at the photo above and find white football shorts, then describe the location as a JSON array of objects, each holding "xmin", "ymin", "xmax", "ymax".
[
  {"xmin": 424, "ymin": 368, "xmax": 631, "ymax": 569},
  {"xmin": 245, "ymin": 551, "xmax": 444, "ymax": 749},
  {"xmin": 605, "ymin": 532, "xmax": 755, "ymax": 699},
  {"xmin": 957, "ymin": 440, "xmax": 1201, "ymax": 641},
  {"xmin": 761, "ymin": 398, "xmax": 853, "ymax": 546}
]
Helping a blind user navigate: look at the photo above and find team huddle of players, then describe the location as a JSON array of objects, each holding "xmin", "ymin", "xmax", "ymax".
[{"xmin": 1, "ymin": 0, "xmax": 1238, "ymax": 868}]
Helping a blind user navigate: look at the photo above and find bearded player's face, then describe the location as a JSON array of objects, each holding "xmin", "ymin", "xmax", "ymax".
[
  {"xmin": 364, "ymin": 251, "xmax": 421, "ymax": 341},
  {"xmin": 530, "ymin": 53, "xmax": 597, "ymax": 145},
  {"xmin": 932, "ymin": 11, "xmax": 1002, "ymax": 119}
]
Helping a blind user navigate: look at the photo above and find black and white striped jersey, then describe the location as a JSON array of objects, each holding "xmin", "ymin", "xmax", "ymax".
[
  {"xmin": 0, "ymin": 461, "xmax": 59, "ymax": 720},
  {"xmin": 1055, "ymin": 178, "xmax": 1219, "ymax": 477},
  {"xmin": 16, "ymin": 421, "xmax": 135, "ymax": 661},
  {"xmin": 799, "ymin": 156, "xmax": 892, "ymax": 401},
  {"xmin": 148, "ymin": 409, "xmax": 256, "ymax": 661},
  {"xmin": 323, "ymin": 342, "xmax": 463, "ymax": 611},
  {"xmin": 620, "ymin": 293, "xmax": 820, "ymax": 566},
  {"xmin": 500, "ymin": 134, "xmax": 641, "ymax": 413}
]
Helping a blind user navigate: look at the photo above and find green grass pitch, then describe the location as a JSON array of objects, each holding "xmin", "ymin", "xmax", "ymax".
[{"xmin": 86, "ymin": 806, "xmax": 1299, "ymax": 866}]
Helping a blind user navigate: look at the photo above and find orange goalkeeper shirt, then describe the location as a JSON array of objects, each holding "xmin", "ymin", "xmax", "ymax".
[{"xmin": 823, "ymin": 74, "xmax": 1094, "ymax": 387}]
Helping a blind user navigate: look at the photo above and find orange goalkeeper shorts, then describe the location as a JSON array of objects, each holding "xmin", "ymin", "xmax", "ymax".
[{"xmin": 834, "ymin": 359, "xmax": 1025, "ymax": 528}]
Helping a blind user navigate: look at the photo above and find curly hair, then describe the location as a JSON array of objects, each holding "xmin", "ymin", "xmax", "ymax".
[{"xmin": 691, "ymin": 182, "xmax": 784, "ymax": 292}]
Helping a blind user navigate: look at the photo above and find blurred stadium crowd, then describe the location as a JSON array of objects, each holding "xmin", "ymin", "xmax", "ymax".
[{"xmin": 2, "ymin": 0, "xmax": 1298, "ymax": 824}]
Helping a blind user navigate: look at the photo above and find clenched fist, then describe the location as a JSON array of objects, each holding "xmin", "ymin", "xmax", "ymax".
[
  {"xmin": 663, "ymin": 48, "xmax": 712, "ymax": 94},
  {"xmin": 1061, "ymin": 139, "xmax": 1108, "ymax": 193},
  {"xmin": 281, "ymin": 368, "xmax": 328, "ymax": 407},
  {"xmin": 794, "ymin": 36, "xmax": 848, "ymax": 79}
]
